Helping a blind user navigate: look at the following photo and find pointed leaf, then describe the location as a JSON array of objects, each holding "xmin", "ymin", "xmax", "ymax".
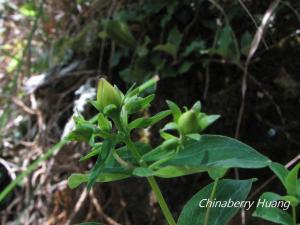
[
  {"xmin": 166, "ymin": 100, "xmax": 182, "ymax": 122},
  {"xmin": 199, "ymin": 115, "xmax": 220, "ymax": 131},
  {"xmin": 253, "ymin": 192, "xmax": 293, "ymax": 225},
  {"xmin": 87, "ymin": 139, "xmax": 115, "ymax": 189},
  {"xmin": 68, "ymin": 170, "xmax": 130, "ymax": 189},
  {"xmin": 177, "ymin": 179, "xmax": 254, "ymax": 225},
  {"xmin": 269, "ymin": 162, "xmax": 289, "ymax": 189},
  {"xmin": 106, "ymin": 20, "xmax": 136, "ymax": 48},
  {"xmin": 98, "ymin": 113, "xmax": 111, "ymax": 132},
  {"xmin": 286, "ymin": 162, "xmax": 300, "ymax": 196},
  {"xmin": 80, "ymin": 144, "xmax": 102, "ymax": 161},
  {"xmin": 129, "ymin": 110, "xmax": 171, "ymax": 130},
  {"xmin": 144, "ymin": 135, "xmax": 270, "ymax": 176}
]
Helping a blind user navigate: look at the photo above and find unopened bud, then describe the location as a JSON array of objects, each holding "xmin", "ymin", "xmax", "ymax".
[{"xmin": 97, "ymin": 78, "xmax": 122, "ymax": 110}]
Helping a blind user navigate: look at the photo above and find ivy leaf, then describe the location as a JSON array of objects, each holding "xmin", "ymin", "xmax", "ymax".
[
  {"xmin": 216, "ymin": 25, "xmax": 238, "ymax": 61},
  {"xmin": 183, "ymin": 41, "xmax": 206, "ymax": 57},
  {"xmin": 178, "ymin": 61, "xmax": 193, "ymax": 74},
  {"xmin": 105, "ymin": 20, "xmax": 137, "ymax": 48},
  {"xmin": 154, "ymin": 43, "xmax": 177, "ymax": 58}
]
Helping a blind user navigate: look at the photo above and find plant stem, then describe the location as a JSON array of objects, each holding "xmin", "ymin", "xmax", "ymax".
[
  {"xmin": 204, "ymin": 178, "xmax": 219, "ymax": 225},
  {"xmin": 113, "ymin": 116, "xmax": 176, "ymax": 225},
  {"xmin": 292, "ymin": 205, "xmax": 296, "ymax": 225},
  {"xmin": 124, "ymin": 137, "xmax": 177, "ymax": 225},
  {"xmin": 147, "ymin": 176, "xmax": 177, "ymax": 225}
]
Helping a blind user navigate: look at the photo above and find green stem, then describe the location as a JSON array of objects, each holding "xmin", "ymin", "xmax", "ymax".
[
  {"xmin": 292, "ymin": 205, "xmax": 296, "ymax": 225},
  {"xmin": 124, "ymin": 137, "xmax": 177, "ymax": 225},
  {"xmin": 204, "ymin": 178, "xmax": 219, "ymax": 225},
  {"xmin": 113, "ymin": 116, "xmax": 176, "ymax": 225}
]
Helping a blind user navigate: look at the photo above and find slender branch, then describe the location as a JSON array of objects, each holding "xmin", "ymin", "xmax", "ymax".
[{"xmin": 204, "ymin": 178, "xmax": 219, "ymax": 225}]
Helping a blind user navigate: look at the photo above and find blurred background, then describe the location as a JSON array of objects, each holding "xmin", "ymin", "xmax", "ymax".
[{"xmin": 0, "ymin": 0, "xmax": 299, "ymax": 224}]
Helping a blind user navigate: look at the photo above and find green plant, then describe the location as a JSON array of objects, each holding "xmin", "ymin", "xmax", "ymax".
[
  {"xmin": 253, "ymin": 162, "xmax": 300, "ymax": 225},
  {"xmin": 99, "ymin": 0, "xmax": 252, "ymax": 84},
  {"xmin": 67, "ymin": 77, "xmax": 275, "ymax": 225}
]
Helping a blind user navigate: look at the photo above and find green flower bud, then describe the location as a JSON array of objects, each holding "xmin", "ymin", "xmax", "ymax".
[
  {"xmin": 177, "ymin": 110, "xmax": 199, "ymax": 135},
  {"xmin": 97, "ymin": 78, "xmax": 122, "ymax": 110}
]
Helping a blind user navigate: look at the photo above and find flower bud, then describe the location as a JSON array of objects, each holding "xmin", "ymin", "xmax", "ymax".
[
  {"xmin": 97, "ymin": 78, "xmax": 122, "ymax": 110},
  {"xmin": 177, "ymin": 110, "xmax": 199, "ymax": 135}
]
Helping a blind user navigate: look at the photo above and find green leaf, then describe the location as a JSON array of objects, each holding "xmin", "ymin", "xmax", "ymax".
[
  {"xmin": 68, "ymin": 170, "xmax": 130, "ymax": 189},
  {"xmin": 168, "ymin": 26, "xmax": 182, "ymax": 48},
  {"xmin": 208, "ymin": 168, "xmax": 228, "ymax": 180},
  {"xmin": 129, "ymin": 110, "xmax": 171, "ymax": 130},
  {"xmin": 87, "ymin": 139, "xmax": 115, "ymax": 190},
  {"xmin": 166, "ymin": 100, "xmax": 181, "ymax": 122},
  {"xmin": 177, "ymin": 179, "xmax": 254, "ymax": 225},
  {"xmin": 80, "ymin": 144, "xmax": 102, "ymax": 161},
  {"xmin": 132, "ymin": 167, "xmax": 154, "ymax": 177},
  {"xmin": 161, "ymin": 122, "xmax": 178, "ymax": 132},
  {"xmin": 286, "ymin": 162, "xmax": 300, "ymax": 196},
  {"xmin": 269, "ymin": 162, "xmax": 289, "ymax": 189},
  {"xmin": 192, "ymin": 101, "xmax": 202, "ymax": 113},
  {"xmin": 281, "ymin": 195, "xmax": 299, "ymax": 207},
  {"xmin": 88, "ymin": 100, "xmax": 102, "ymax": 111},
  {"xmin": 19, "ymin": 3, "xmax": 37, "ymax": 18},
  {"xmin": 253, "ymin": 192, "xmax": 293, "ymax": 225},
  {"xmin": 154, "ymin": 43, "xmax": 177, "ymax": 58},
  {"xmin": 178, "ymin": 61, "xmax": 193, "ymax": 74},
  {"xmin": 124, "ymin": 94, "xmax": 155, "ymax": 114},
  {"xmin": 216, "ymin": 25, "xmax": 238, "ymax": 61},
  {"xmin": 154, "ymin": 166, "xmax": 205, "ymax": 178},
  {"xmin": 198, "ymin": 115, "xmax": 220, "ymax": 131},
  {"xmin": 144, "ymin": 135, "xmax": 270, "ymax": 178},
  {"xmin": 183, "ymin": 40, "xmax": 206, "ymax": 57},
  {"xmin": 160, "ymin": 130, "xmax": 177, "ymax": 140},
  {"xmin": 67, "ymin": 116, "xmax": 95, "ymax": 143},
  {"xmin": 105, "ymin": 20, "xmax": 136, "ymax": 48},
  {"xmin": 98, "ymin": 113, "xmax": 112, "ymax": 132}
]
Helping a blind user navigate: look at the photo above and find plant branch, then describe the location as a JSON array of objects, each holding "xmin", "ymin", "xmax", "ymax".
[{"xmin": 204, "ymin": 178, "xmax": 219, "ymax": 225}]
